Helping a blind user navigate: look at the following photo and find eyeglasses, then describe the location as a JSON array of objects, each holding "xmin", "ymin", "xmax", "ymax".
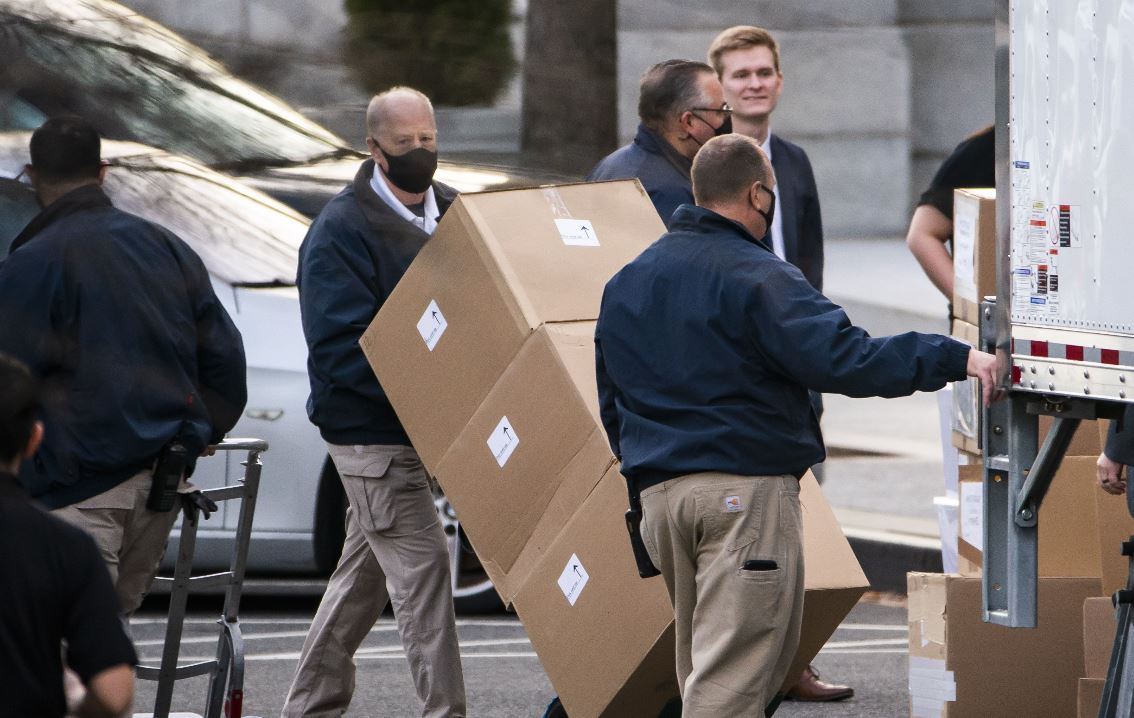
[{"xmin": 689, "ymin": 104, "xmax": 732, "ymax": 115}]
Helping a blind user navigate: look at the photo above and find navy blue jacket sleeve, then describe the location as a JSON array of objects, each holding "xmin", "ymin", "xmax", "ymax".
[
  {"xmin": 0, "ymin": 243, "xmax": 67, "ymax": 376},
  {"xmin": 298, "ymin": 213, "xmax": 389, "ymax": 407},
  {"xmin": 594, "ymin": 323, "xmax": 621, "ymax": 460},
  {"xmin": 747, "ymin": 264, "xmax": 970, "ymax": 397},
  {"xmin": 1106, "ymin": 405, "xmax": 1134, "ymax": 466},
  {"xmin": 176, "ymin": 240, "xmax": 247, "ymax": 442}
]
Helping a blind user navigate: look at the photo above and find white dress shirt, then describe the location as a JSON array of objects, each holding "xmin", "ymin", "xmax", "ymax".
[
  {"xmin": 759, "ymin": 132, "xmax": 786, "ymax": 260},
  {"xmin": 370, "ymin": 165, "xmax": 440, "ymax": 235}
]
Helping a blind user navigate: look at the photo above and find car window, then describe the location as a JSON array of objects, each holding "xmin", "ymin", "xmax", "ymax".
[
  {"xmin": 104, "ymin": 151, "xmax": 307, "ymax": 286},
  {"xmin": 0, "ymin": 177, "xmax": 38, "ymax": 258},
  {"xmin": 0, "ymin": 0, "xmax": 349, "ymax": 169}
]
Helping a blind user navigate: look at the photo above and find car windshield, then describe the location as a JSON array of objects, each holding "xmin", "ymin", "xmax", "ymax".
[
  {"xmin": 0, "ymin": 134, "xmax": 306, "ymax": 285},
  {"xmin": 0, "ymin": 0, "xmax": 351, "ymax": 170}
]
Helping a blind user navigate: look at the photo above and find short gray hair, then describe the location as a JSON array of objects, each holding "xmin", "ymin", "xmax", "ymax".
[
  {"xmin": 366, "ymin": 86, "xmax": 434, "ymax": 137},
  {"xmin": 692, "ymin": 134, "xmax": 773, "ymax": 206},
  {"xmin": 637, "ymin": 59, "xmax": 715, "ymax": 132}
]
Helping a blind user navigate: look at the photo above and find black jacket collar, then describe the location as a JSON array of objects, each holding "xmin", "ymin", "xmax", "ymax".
[
  {"xmin": 0, "ymin": 470, "xmax": 27, "ymax": 499},
  {"xmin": 633, "ymin": 124, "xmax": 693, "ymax": 179},
  {"xmin": 667, "ymin": 204, "xmax": 774, "ymax": 252},
  {"xmin": 9, "ymin": 184, "xmax": 113, "ymax": 254},
  {"xmin": 351, "ymin": 159, "xmax": 458, "ymax": 237}
]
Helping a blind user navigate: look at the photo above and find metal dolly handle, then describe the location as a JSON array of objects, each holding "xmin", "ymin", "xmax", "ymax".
[{"xmin": 137, "ymin": 438, "xmax": 268, "ymax": 718}]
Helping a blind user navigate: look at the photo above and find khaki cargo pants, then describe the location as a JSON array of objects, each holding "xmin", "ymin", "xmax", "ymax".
[
  {"xmin": 53, "ymin": 470, "xmax": 180, "ymax": 616},
  {"xmin": 281, "ymin": 444, "xmax": 466, "ymax": 718},
  {"xmin": 640, "ymin": 472, "xmax": 805, "ymax": 717}
]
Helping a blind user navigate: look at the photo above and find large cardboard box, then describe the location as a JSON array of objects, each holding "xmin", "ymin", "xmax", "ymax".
[
  {"xmin": 511, "ymin": 465, "xmax": 678, "ymax": 718},
  {"xmin": 957, "ymin": 457, "xmax": 1114, "ymax": 579},
  {"xmin": 362, "ymin": 180, "xmax": 664, "ymax": 470},
  {"xmin": 952, "ymin": 188, "xmax": 996, "ymax": 326},
  {"xmin": 907, "ymin": 573, "xmax": 1100, "ymax": 718},
  {"xmin": 1083, "ymin": 596, "xmax": 1115, "ymax": 678},
  {"xmin": 432, "ymin": 321, "xmax": 615, "ymax": 604},
  {"xmin": 1093, "ymin": 491, "xmax": 1134, "ymax": 595},
  {"xmin": 1079, "ymin": 678, "xmax": 1105, "ymax": 718},
  {"xmin": 513, "ymin": 469, "xmax": 869, "ymax": 718}
]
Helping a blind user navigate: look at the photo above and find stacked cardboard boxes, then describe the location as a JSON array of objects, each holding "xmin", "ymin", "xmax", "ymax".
[
  {"xmin": 1080, "ymin": 597, "xmax": 1115, "ymax": 717},
  {"xmin": 363, "ymin": 180, "xmax": 870, "ymax": 717},
  {"xmin": 908, "ymin": 573, "xmax": 1100, "ymax": 717}
]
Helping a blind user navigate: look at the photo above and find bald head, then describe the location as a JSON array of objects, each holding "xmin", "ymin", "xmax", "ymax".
[
  {"xmin": 692, "ymin": 134, "xmax": 773, "ymax": 207},
  {"xmin": 366, "ymin": 86, "xmax": 434, "ymax": 139}
]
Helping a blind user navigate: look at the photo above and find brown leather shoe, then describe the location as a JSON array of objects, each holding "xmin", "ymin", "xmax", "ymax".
[{"xmin": 784, "ymin": 665, "xmax": 854, "ymax": 702}]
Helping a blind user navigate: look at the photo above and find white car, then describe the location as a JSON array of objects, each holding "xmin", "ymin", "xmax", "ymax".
[{"xmin": 0, "ymin": 136, "xmax": 507, "ymax": 611}]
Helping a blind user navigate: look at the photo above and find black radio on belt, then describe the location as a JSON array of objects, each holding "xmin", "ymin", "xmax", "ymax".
[
  {"xmin": 146, "ymin": 439, "xmax": 187, "ymax": 512},
  {"xmin": 624, "ymin": 480, "xmax": 660, "ymax": 579}
]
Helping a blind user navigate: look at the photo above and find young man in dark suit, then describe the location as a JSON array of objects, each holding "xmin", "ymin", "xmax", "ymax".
[{"xmin": 708, "ymin": 25, "xmax": 848, "ymax": 704}]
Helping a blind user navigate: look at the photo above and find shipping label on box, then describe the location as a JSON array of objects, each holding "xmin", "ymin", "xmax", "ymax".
[{"xmin": 363, "ymin": 179, "xmax": 663, "ymax": 471}]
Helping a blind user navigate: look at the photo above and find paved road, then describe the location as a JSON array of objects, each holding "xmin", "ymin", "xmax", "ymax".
[{"xmin": 131, "ymin": 598, "xmax": 909, "ymax": 717}]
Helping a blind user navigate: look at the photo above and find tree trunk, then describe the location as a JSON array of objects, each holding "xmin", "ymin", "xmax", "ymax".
[{"xmin": 521, "ymin": 0, "xmax": 618, "ymax": 175}]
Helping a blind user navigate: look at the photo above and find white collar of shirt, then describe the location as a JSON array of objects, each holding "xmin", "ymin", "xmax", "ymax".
[
  {"xmin": 759, "ymin": 131, "xmax": 786, "ymax": 261},
  {"xmin": 370, "ymin": 165, "xmax": 440, "ymax": 235}
]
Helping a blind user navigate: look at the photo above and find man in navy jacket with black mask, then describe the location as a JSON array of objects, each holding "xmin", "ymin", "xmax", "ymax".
[
  {"xmin": 282, "ymin": 87, "xmax": 466, "ymax": 718},
  {"xmin": 0, "ymin": 117, "xmax": 247, "ymax": 616},
  {"xmin": 595, "ymin": 134, "xmax": 998, "ymax": 716}
]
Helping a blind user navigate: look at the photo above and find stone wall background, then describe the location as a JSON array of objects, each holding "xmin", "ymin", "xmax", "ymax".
[{"xmin": 116, "ymin": 0, "xmax": 994, "ymax": 237}]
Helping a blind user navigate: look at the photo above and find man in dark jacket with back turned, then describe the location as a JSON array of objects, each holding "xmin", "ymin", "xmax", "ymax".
[
  {"xmin": 0, "ymin": 116, "xmax": 247, "ymax": 616},
  {"xmin": 595, "ymin": 134, "xmax": 999, "ymax": 716},
  {"xmin": 282, "ymin": 86, "xmax": 466, "ymax": 718}
]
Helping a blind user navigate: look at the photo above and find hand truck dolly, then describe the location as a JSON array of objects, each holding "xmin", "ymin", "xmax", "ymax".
[{"xmin": 133, "ymin": 438, "xmax": 268, "ymax": 718}]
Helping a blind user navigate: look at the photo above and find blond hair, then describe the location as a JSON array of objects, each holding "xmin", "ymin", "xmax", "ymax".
[{"xmin": 707, "ymin": 25, "xmax": 781, "ymax": 76}]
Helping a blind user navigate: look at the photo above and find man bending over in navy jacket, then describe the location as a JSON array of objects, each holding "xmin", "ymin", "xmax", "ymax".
[{"xmin": 595, "ymin": 134, "xmax": 998, "ymax": 717}]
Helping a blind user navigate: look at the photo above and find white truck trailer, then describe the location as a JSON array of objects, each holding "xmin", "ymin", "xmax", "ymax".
[{"xmin": 985, "ymin": 1, "xmax": 1134, "ymax": 714}]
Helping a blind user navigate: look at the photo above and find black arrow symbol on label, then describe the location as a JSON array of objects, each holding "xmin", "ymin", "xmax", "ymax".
[
  {"xmin": 503, "ymin": 427, "xmax": 512, "ymax": 439},
  {"xmin": 580, "ymin": 226, "xmax": 591, "ymax": 237},
  {"xmin": 573, "ymin": 565, "xmax": 582, "ymax": 576},
  {"xmin": 432, "ymin": 311, "xmax": 440, "ymax": 323}
]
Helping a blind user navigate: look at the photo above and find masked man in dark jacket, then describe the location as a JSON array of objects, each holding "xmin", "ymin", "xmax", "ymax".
[
  {"xmin": 589, "ymin": 59, "xmax": 732, "ymax": 226},
  {"xmin": 595, "ymin": 134, "xmax": 999, "ymax": 716},
  {"xmin": 0, "ymin": 116, "xmax": 247, "ymax": 616},
  {"xmin": 282, "ymin": 87, "xmax": 465, "ymax": 718}
]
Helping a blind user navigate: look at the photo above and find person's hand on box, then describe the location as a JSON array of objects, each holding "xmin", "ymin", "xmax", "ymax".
[{"xmin": 1097, "ymin": 451, "xmax": 1127, "ymax": 495}]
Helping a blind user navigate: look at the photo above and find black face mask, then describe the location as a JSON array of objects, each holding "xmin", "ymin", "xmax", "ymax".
[
  {"xmin": 690, "ymin": 113, "xmax": 733, "ymax": 146},
  {"xmin": 374, "ymin": 140, "xmax": 437, "ymax": 194},
  {"xmin": 755, "ymin": 185, "xmax": 775, "ymax": 230}
]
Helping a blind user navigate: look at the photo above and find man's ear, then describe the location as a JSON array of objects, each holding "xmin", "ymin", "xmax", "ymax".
[
  {"xmin": 97, "ymin": 161, "xmax": 109, "ymax": 185},
  {"xmin": 676, "ymin": 111, "xmax": 694, "ymax": 138},
  {"xmin": 24, "ymin": 421, "xmax": 43, "ymax": 458}
]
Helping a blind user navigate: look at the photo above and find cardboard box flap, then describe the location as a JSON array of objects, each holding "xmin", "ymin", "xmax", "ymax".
[
  {"xmin": 457, "ymin": 180, "xmax": 665, "ymax": 328},
  {"xmin": 544, "ymin": 321, "xmax": 602, "ymax": 423},
  {"xmin": 799, "ymin": 473, "xmax": 869, "ymax": 591}
]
